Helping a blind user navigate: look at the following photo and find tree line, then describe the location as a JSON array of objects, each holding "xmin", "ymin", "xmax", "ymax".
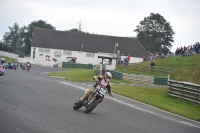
[
  {"xmin": 0, "ymin": 13, "xmax": 175, "ymax": 56},
  {"xmin": 0, "ymin": 20, "xmax": 55, "ymax": 56}
]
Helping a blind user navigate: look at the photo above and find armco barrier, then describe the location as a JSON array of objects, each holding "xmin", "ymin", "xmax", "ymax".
[
  {"xmin": 154, "ymin": 77, "xmax": 168, "ymax": 85},
  {"xmin": 106, "ymin": 70, "xmax": 123, "ymax": 80},
  {"xmin": 123, "ymin": 73, "xmax": 154, "ymax": 84},
  {"xmin": 168, "ymin": 79, "xmax": 200, "ymax": 104}
]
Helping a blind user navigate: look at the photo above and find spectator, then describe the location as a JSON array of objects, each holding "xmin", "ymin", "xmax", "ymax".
[
  {"xmin": 150, "ymin": 61, "xmax": 155, "ymax": 72},
  {"xmin": 183, "ymin": 50, "xmax": 191, "ymax": 56},
  {"xmin": 161, "ymin": 53, "xmax": 165, "ymax": 58},
  {"xmin": 123, "ymin": 57, "xmax": 128, "ymax": 66},
  {"xmin": 127, "ymin": 54, "xmax": 130, "ymax": 65},
  {"xmin": 121, "ymin": 54, "xmax": 124, "ymax": 64},
  {"xmin": 197, "ymin": 42, "xmax": 200, "ymax": 53}
]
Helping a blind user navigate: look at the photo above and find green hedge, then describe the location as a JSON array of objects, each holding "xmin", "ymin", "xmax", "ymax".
[{"xmin": 62, "ymin": 62, "xmax": 93, "ymax": 69}]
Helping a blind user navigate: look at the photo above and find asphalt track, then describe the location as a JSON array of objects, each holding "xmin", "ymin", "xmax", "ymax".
[{"xmin": 0, "ymin": 66, "xmax": 199, "ymax": 133}]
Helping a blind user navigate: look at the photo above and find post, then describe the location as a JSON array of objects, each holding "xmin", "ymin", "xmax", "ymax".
[{"xmin": 114, "ymin": 43, "xmax": 118, "ymax": 54}]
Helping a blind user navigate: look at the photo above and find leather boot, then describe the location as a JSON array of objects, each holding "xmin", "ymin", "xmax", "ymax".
[{"xmin": 79, "ymin": 92, "xmax": 90, "ymax": 101}]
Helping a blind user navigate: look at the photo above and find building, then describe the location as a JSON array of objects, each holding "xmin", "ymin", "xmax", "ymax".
[{"xmin": 31, "ymin": 28, "xmax": 148, "ymax": 68}]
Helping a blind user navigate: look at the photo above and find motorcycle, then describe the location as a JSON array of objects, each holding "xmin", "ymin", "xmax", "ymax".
[
  {"xmin": 13, "ymin": 63, "xmax": 18, "ymax": 70},
  {"xmin": 0, "ymin": 67, "xmax": 5, "ymax": 76},
  {"xmin": 20, "ymin": 63, "xmax": 26, "ymax": 70},
  {"xmin": 73, "ymin": 82, "xmax": 113, "ymax": 113},
  {"xmin": 26, "ymin": 64, "xmax": 31, "ymax": 72}
]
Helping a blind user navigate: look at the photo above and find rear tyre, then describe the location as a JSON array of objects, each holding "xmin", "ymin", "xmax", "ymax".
[{"xmin": 84, "ymin": 100, "xmax": 99, "ymax": 113}]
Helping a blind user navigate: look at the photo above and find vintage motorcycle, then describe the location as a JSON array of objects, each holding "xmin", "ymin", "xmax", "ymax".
[{"xmin": 73, "ymin": 82, "xmax": 113, "ymax": 113}]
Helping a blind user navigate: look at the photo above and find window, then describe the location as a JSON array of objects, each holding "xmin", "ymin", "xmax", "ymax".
[
  {"xmin": 38, "ymin": 48, "xmax": 50, "ymax": 53},
  {"xmin": 86, "ymin": 52, "xmax": 94, "ymax": 58},
  {"xmin": 63, "ymin": 50, "xmax": 72, "ymax": 55}
]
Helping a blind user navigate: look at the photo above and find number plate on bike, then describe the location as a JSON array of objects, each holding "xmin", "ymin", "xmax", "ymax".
[{"xmin": 99, "ymin": 88, "xmax": 106, "ymax": 95}]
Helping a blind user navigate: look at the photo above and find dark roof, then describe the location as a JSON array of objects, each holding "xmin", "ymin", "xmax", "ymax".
[{"xmin": 32, "ymin": 28, "xmax": 148, "ymax": 58}]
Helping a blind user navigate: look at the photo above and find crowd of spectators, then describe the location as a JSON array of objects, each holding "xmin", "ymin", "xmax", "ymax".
[
  {"xmin": 145, "ymin": 41, "xmax": 200, "ymax": 61},
  {"xmin": 116, "ymin": 54, "xmax": 130, "ymax": 66},
  {"xmin": 175, "ymin": 42, "xmax": 200, "ymax": 56}
]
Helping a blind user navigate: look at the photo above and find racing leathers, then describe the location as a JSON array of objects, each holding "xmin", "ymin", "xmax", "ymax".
[{"xmin": 79, "ymin": 75, "xmax": 112, "ymax": 102}]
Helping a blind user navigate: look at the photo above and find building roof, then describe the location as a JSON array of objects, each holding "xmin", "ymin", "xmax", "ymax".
[{"xmin": 32, "ymin": 28, "xmax": 148, "ymax": 58}]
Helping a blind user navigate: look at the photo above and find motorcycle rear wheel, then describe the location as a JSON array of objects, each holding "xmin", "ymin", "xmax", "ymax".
[{"xmin": 84, "ymin": 100, "xmax": 99, "ymax": 113}]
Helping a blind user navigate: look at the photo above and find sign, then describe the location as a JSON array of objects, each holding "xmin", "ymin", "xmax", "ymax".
[{"xmin": 54, "ymin": 50, "xmax": 62, "ymax": 58}]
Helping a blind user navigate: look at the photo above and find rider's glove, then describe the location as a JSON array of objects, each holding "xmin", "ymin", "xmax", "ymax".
[{"xmin": 95, "ymin": 79, "xmax": 99, "ymax": 82}]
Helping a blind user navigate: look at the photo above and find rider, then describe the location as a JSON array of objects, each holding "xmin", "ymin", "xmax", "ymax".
[
  {"xmin": 26, "ymin": 61, "xmax": 31, "ymax": 68},
  {"xmin": 8, "ymin": 61, "xmax": 11, "ymax": 69},
  {"xmin": 14, "ymin": 60, "xmax": 18, "ymax": 67},
  {"xmin": 79, "ymin": 72, "xmax": 113, "ymax": 102}
]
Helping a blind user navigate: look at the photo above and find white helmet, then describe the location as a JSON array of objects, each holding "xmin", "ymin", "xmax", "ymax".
[{"xmin": 105, "ymin": 72, "xmax": 112, "ymax": 81}]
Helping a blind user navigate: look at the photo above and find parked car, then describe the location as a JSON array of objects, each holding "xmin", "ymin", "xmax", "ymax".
[{"xmin": 53, "ymin": 63, "xmax": 58, "ymax": 67}]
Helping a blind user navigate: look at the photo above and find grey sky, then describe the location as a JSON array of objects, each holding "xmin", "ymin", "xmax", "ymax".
[{"xmin": 0, "ymin": 0, "xmax": 199, "ymax": 52}]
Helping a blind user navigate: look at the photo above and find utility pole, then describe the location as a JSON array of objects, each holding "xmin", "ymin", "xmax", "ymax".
[{"xmin": 78, "ymin": 20, "xmax": 82, "ymax": 32}]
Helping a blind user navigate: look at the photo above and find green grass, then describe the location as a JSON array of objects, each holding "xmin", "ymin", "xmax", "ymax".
[
  {"xmin": 48, "ymin": 68, "xmax": 134, "ymax": 84},
  {"xmin": 137, "ymin": 54, "xmax": 200, "ymax": 70},
  {"xmin": 112, "ymin": 85, "xmax": 200, "ymax": 121}
]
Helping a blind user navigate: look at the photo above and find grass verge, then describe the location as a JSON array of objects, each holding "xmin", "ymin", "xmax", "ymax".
[{"xmin": 112, "ymin": 85, "xmax": 200, "ymax": 121}]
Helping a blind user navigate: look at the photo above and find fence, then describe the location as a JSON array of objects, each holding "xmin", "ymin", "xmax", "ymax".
[
  {"xmin": 123, "ymin": 63, "xmax": 173, "ymax": 75},
  {"xmin": 168, "ymin": 78, "xmax": 200, "ymax": 104}
]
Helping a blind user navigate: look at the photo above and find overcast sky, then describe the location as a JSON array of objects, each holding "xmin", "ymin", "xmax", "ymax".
[{"xmin": 0, "ymin": 0, "xmax": 199, "ymax": 52}]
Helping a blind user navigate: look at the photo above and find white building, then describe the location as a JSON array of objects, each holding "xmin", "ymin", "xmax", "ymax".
[{"xmin": 30, "ymin": 28, "xmax": 148, "ymax": 70}]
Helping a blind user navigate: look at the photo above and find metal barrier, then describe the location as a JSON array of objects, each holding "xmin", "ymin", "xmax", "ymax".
[{"xmin": 168, "ymin": 77, "xmax": 200, "ymax": 104}]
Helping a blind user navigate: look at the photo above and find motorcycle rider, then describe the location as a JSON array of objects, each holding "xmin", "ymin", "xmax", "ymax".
[
  {"xmin": 26, "ymin": 61, "xmax": 31, "ymax": 68},
  {"xmin": 0, "ymin": 65, "xmax": 4, "ymax": 76},
  {"xmin": 14, "ymin": 60, "xmax": 18, "ymax": 69},
  {"xmin": 79, "ymin": 72, "xmax": 113, "ymax": 102},
  {"xmin": 8, "ymin": 61, "xmax": 11, "ymax": 69}
]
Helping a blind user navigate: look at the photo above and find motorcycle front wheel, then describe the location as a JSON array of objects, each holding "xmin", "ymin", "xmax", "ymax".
[
  {"xmin": 73, "ymin": 100, "xmax": 83, "ymax": 110},
  {"xmin": 84, "ymin": 99, "xmax": 99, "ymax": 113}
]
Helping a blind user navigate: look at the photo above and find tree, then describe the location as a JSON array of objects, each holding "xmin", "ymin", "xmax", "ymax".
[
  {"xmin": 25, "ymin": 20, "xmax": 56, "ymax": 55},
  {"xmin": 69, "ymin": 28, "xmax": 80, "ymax": 32},
  {"xmin": 134, "ymin": 13, "xmax": 175, "ymax": 54},
  {"xmin": 2, "ymin": 23, "xmax": 25, "ymax": 54}
]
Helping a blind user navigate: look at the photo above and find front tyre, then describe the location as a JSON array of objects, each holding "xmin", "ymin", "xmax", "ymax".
[
  {"xmin": 73, "ymin": 100, "xmax": 83, "ymax": 110},
  {"xmin": 84, "ymin": 100, "xmax": 99, "ymax": 113}
]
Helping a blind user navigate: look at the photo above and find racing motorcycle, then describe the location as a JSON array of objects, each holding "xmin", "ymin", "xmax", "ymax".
[
  {"xmin": 0, "ymin": 70, "xmax": 4, "ymax": 76},
  {"xmin": 26, "ymin": 64, "xmax": 31, "ymax": 72},
  {"xmin": 13, "ymin": 62, "xmax": 18, "ymax": 70},
  {"xmin": 73, "ymin": 82, "xmax": 113, "ymax": 113},
  {"xmin": 20, "ymin": 63, "xmax": 26, "ymax": 70}
]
